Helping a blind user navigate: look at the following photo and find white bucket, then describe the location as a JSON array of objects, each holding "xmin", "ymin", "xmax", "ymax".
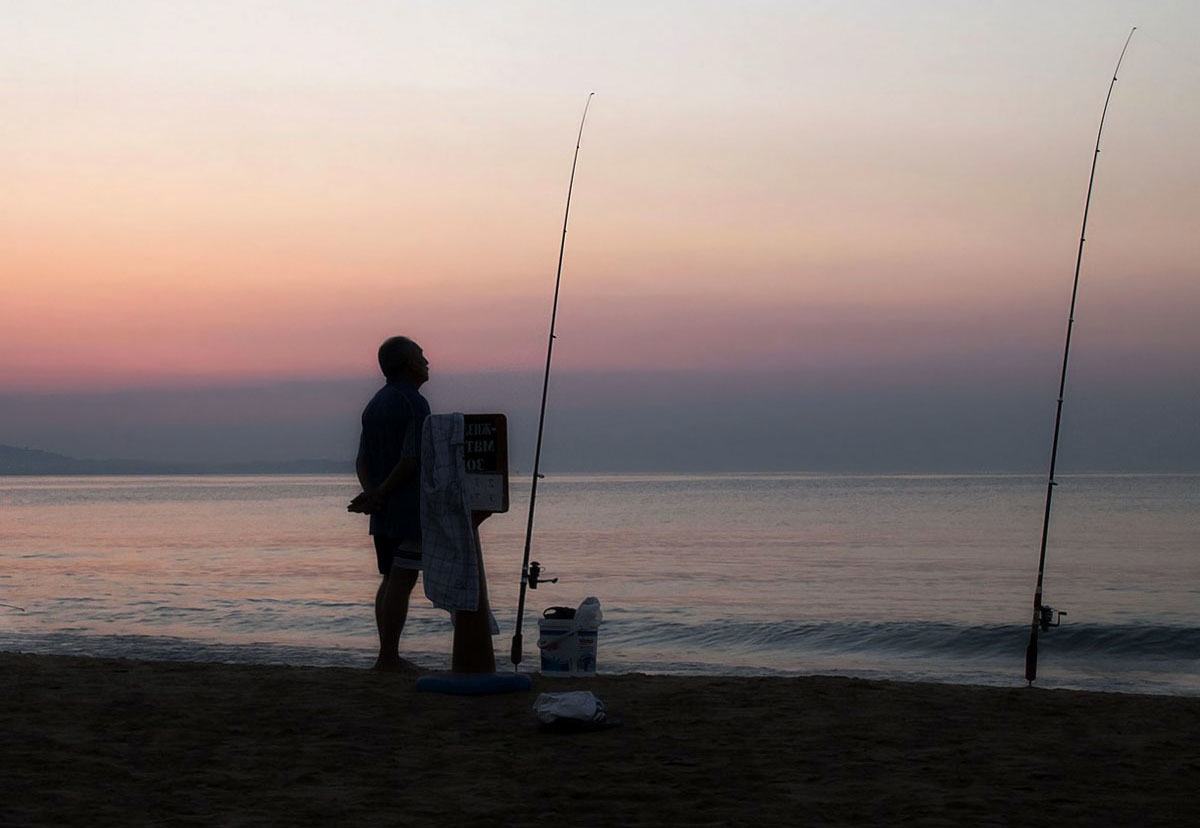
[{"xmin": 537, "ymin": 618, "xmax": 599, "ymax": 677}]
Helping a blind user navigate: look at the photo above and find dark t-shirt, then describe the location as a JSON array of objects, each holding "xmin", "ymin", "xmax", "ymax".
[{"xmin": 357, "ymin": 379, "xmax": 430, "ymax": 542}]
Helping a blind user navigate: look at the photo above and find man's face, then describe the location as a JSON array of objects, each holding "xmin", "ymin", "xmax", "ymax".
[{"xmin": 411, "ymin": 348, "xmax": 430, "ymax": 385}]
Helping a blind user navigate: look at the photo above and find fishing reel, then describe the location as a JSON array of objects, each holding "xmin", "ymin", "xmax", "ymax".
[
  {"xmin": 1038, "ymin": 604, "xmax": 1067, "ymax": 632},
  {"xmin": 527, "ymin": 560, "xmax": 557, "ymax": 590}
]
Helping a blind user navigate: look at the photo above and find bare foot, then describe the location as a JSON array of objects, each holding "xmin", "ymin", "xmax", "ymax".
[{"xmin": 370, "ymin": 657, "xmax": 424, "ymax": 675}]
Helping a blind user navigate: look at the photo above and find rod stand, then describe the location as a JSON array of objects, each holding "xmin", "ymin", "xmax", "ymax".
[{"xmin": 450, "ymin": 525, "xmax": 497, "ymax": 674}]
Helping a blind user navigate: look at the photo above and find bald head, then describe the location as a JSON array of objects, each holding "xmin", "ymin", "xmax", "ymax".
[{"xmin": 378, "ymin": 336, "xmax": 429, "ymax": 385}]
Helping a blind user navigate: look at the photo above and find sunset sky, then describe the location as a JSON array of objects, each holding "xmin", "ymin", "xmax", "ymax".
[{"xmin": 3, "ymin": 1, "xmax": 1198, "ymax": 471}]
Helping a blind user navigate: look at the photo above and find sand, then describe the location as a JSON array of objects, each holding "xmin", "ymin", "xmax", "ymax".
[{"xmin": 2, "ymin": 653, "xmax": 1197, "ymax": 827}]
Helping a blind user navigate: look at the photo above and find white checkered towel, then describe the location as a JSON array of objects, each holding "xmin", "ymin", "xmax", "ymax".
[{"xmin": 420, "ymin": 413, "xmax": 479, "ymax": 612}]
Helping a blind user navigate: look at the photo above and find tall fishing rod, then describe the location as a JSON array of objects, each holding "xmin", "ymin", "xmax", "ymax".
[
  {"xmin": 510, "ymin": 92, "xmax": 595, "ymax": 669},
  {"xmin": 1025, "ymin": 28, "xmax": 1135, "ymax": 685}
]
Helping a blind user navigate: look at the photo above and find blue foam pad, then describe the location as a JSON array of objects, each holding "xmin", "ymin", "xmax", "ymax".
[{"xmin": 416, "ymin": 671, "xmax": 534, "ymax": 696}]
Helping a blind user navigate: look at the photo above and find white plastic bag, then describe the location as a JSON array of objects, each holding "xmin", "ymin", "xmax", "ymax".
[
  {"xmin": 532, "ymin": 691, "xmax": 604, "ymax": 724},
  {"xmin": 574, "ymin": 596, "xmax": 602, "ymax": 628}
]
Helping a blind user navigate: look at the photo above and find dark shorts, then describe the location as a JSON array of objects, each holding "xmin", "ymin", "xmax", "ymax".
[{"xmin": 374, "ymin": 535, "xmax": 422, "ymax": 575}]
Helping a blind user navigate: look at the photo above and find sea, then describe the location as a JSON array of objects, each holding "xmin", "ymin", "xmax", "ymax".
[{"xmin": 1, "ymin": 473, "xmax": 1196, "ymax": 695}]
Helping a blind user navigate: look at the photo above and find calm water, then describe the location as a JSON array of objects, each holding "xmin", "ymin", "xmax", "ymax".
[{"xmin": 1, "ymin": 473, "xmax": 1196, "ymax": 695}]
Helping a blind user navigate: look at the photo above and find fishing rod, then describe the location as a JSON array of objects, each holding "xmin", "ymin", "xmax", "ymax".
[
  {"xmin": 510, "ymin": 92, "xmax": 595, "ymax": 669},
  {"xmin": 1025, "ymin": 28, "xmax": 1135, "ymax": 686}
]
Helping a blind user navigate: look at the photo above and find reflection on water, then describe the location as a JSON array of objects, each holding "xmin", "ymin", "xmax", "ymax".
[{"xmin": 2, "ymin": 473, "xmax": 1198, "ymax": 694}]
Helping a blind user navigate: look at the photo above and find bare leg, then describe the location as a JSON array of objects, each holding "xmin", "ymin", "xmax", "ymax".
[
  {"xmin": 374, "ymin": 575, "xmax": 387, "ymax": 642},
  {"xmin": 373, "ymin": 567, "xmax": 419, "ymax": 671}
]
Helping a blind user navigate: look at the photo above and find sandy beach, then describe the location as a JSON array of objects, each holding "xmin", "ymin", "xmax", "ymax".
[{"xmin": 2, "ymin": 653, "xmax": 1197, "ymax": 826}]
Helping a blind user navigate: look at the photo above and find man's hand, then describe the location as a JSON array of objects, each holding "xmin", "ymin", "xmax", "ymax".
[{"xmin": 347, "ymin": 490, "xmax": 384, "ymax": 514}]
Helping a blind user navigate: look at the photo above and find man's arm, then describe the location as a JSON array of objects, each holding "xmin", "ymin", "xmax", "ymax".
[
  {"xmin": 349, "ymin": 396, "xmax": 420, "ymax": 513},
  {"xmin": 372, "ymin": 457, "xmax": 418, "ymax": 499},
  {"xmin": 348, "ymin": 457, "xmax": 417, "ymax": 513},
  {"xmin": 355, "ymin": 450, "xmax": 371, "ymax": 492},
  {"xmin": 349, "ymin": 435, "xmax": 375, "ymax": 512}
]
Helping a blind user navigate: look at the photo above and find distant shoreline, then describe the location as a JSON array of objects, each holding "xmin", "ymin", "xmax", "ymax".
[
  {"xmin": 0, "ymin": 444, "xmax": 350, "ymax": 476},
  {"xmin": 0, "ymin": 465, "xmax": 354, "ymax": 476}
]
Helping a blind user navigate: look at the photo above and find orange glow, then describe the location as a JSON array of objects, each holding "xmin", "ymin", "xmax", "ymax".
[{"xmin": 4, "ymin": 6, "xmax": 1199, "ymax": 396}]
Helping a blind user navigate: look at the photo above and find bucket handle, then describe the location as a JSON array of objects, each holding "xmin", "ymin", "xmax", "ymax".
[
  {"xmin": 537, "ymin": 627, "xmax": 598, "ymax": 650},
  {"xmin": 537, "ymin": 629, "xmax": 577, "ymax": 650}
]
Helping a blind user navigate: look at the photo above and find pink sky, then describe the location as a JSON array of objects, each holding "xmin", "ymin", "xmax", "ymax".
[{"xmin": 3, "ymin": 2, "xmax": 1199, "ymax": 393}]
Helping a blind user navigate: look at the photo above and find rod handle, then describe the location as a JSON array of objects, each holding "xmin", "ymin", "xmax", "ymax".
[
  {"xmin": 510, "ymin": 632, "xmax": 523, "ymax": 668},
  {"xmin": 1024, "ymin": 634, "xmax": 1038, "ymax": 684}
]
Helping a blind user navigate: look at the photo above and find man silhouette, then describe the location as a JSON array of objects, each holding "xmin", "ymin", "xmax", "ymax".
[{"xmin": 348, "ymin": 336, "xmax": 431, "ymax": 671}]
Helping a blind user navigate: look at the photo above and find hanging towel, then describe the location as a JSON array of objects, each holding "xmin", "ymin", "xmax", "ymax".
[{"xmin": 420, "ymin": 413, "xmax": 479, "ymax": 612}]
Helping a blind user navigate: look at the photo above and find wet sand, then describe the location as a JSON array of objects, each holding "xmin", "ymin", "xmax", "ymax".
[{"xmin": 2, "ymin": 652, "xmax": 1197, "ymax": 826}]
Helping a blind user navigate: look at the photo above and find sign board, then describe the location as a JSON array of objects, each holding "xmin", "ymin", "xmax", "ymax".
[{"xmin": 463, "ymin": 413, "xmax": 509, "ymax": 513}]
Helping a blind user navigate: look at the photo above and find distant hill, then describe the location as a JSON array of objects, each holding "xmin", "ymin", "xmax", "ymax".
[{"xmin": 0, "ymin": 445, "xmax": 351, "ymax": 476}]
